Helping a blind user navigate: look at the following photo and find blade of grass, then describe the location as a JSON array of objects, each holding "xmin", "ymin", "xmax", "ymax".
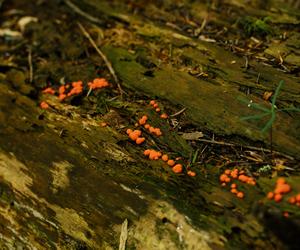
[{"xmin": 241, "ymin": 113, "xmax": 269, "ymax": 121}]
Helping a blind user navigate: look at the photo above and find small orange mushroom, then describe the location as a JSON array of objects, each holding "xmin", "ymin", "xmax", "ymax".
[
  {"xmin": 144, "ymin": 149, "xmax": 151, "ymax": 156},
  {"xmin": 283, "ymin": 212, "xmax": 289, "ymax": 218},
  {"xmin": 219, "ymin": 174, "xmax": 228, "ymax": 182},
  {"xmin": 187, "ymin": 171, "xmax": 196, "ymax": 177},
  {"xmin": 274, "ymin": 184, "xmax": 291, "ymax": 194},
  {"xmin": 128, "ymin": 130, "xmax": 142, "ymax": 141},
  {"xmin": 126, "ymin": 129, "xmax": 133, "ymax": 135},
  {"xmin": 42, "ymin": 87, "xmax": 55, "ymax": 95},
  {"xmin": 225, "ymin": 177, "xmax": 231, "ymax": 183},
  {"xmin": 100, "ymin": 122, "xmax": 108, "ymax": 127},
  {"xmin": 161, "ymin": 154, "xmax": 169, "ymax": 161},
  {"xmin": 59, "ymin": 85, "xmax": 66, "ymax": 94},
  {"xmin": 136, "ymin": 137, "xmax": 145, "ymax": 145},
  {"xmin": 172, "ymin": 164, "xmax": 183, "ymax": 174},
  {"xmin": 231, "ymin": 188, "xmax": 238, "ymax": 194},
  {"xmin": 225, "ymin": 169, "xmax": 231, "ymax": 175},
  {"xmin": 276, "ymin": 177, "xmax": 286, "ymax": 185},
  {"xmin": 160, "ymin": 113, "xmax": 168, "ymax": 119},
  {"xmin": 288, "ymin": 197, "xmax": 296, "ymax": 204},
  {"xmin": 58, "ymin": 94, "xmax": 66, "ymax": 101},
  {"xmin": 88, "ymin": 78, "xmax": 109, "ymax": 90},
  {"xmin": 274, "ymin": 194, "xmax": 283, "ymax": 203},
  {"xmin": 267, "ymin": 192, "xmax": 274, "ymax": 200},
  {"xmin": 40, "ymin": 101, "xmax": 49, "ymax": 109},
  {"xmin": 138, "ymin": 115, "xmax": 148, "ymax": 125},
  {"xmin": 236, "ymin": 192, "xmax": 244, "ymax": 199},
  {"xmin": 167, "ymin": 159, "xmax": 175, "ymax": 167}
]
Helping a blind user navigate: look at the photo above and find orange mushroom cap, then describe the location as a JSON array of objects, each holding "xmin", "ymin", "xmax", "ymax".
[
  {"xmin": 58, "ymin": 94, "xmax": 66, "ymax": 101},
  {"xmin": 160, "ymin": 113, "xmax": 168, "ymax": 119},
  {"xmin": 225, "ymin": 177, "xmax": 231, "ymax": 183},
  {"xmin": 219, "ymin": 174, "xmax": 228, "ymax": 182},
  {"xmin": 161, "ymin": 154, "xmax": 169, "ymax": 161},
  {"xmin": 144, "ymin": 149, "xmax": 151, "ymax": 156},
  {"xmin": 276, "ymin": 177, "xmax": 286, "ymax": 185},
  {"xmin": 231, "ymin": 188, "xmax": 238, "ymax": 194},
  {"xmin": 126, "ymin": 129, "xmax": 133, "ymax": 135},
  {"xmin": 40, "ymin": 101, "xmax": 49, "ymax": 109},
  {"xmin": 59, "ymin": 85, "xmax": 66, "ymax": 94},
  {"xmin": 172, "ymin": 164, "xmax": 183, "ymax": 174},
  {"xmin": 42, "ymin": 87, "xmax": 55, "ymax": 95},
  {"xmin": 267, "ymin": 192, "xmax": 274, "ymax": 200},
  {"xmin": 236, "ymin": 192, "xmax": 244, "ymax": 199},
  {"xmin": 187, "ymin": 171, "xmax": 196, "ymax": 177},
  {"xmin": 167, "ymin": 159, "xmax": 175, "ymax": 167},
  {"xmin": 225, "ymin": 169, "xmax": 231, "ymax": 175},
  {"xmin": 136, "ymin": 137, "xmax": 145, "ymax": 145},
  {"xmin": 274, "ymin": 194, "xmax": 283, "ymax": 202},
  {"xmin": 288, "ymin": 197, "xmax": 296, "ymax": 204}
]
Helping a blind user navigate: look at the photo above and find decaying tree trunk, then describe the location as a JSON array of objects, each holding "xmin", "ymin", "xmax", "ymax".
[{"xmin": 0, "ymin": 0, "xmax": 300, "ymax": 249}]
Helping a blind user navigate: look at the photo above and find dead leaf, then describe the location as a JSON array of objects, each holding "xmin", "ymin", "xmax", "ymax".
[
  {"xmin": 263, "ymin": 91, "xmax": 273, "ymax": 101},
  {"xmin": 244, "ymin": 151, "xmax": 263, "ymax": 162},
  {"xmin": 18, "ymin": 16, "xmax": 38, "ymax": 33},
  {"xmin": 181, "ymin": 131, "xmax": 204, "ymax": 140},
  {"xmin": 199, "ymin": 35, "xmax": 216, "ymax": 43},
  {"xmin": 0, "ymin": 28, "xmax": 22, "ymax": 38}
]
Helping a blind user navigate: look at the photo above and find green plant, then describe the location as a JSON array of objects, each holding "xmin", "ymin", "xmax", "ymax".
[
  {"xmin": 240, "ymin": 80, "xmax": 300, "ymax": 133},
  {"xmin": 238, "ymin": 16, "xmax": 273, "ymax": 37},
  {"xmin": 239, "ymin": 80, "xmax": 300, "ymax": 153}
]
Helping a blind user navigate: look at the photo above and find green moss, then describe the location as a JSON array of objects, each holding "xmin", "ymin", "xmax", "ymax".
[{"xmin": 238, "ymin": 16, "xmax": 273, "ymax": 37}]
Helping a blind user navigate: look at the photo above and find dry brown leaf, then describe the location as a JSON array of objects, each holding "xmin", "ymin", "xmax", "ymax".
[
  {"xmin": 263, "ymin": 91, "xmax": 273, "ymax": 101},
  {"xmin": 181, "ymin": 131, "xmax": 204, "ymax": 140}
]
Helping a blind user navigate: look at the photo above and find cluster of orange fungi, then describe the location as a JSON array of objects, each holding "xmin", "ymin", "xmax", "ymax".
[
  {"xmin": 220, "ymin": 168, "xmax": 257, "ymax": 199},
  {"xmin": 266, "ymin": 178, "xmax": 299, "ymax": 217},
  {"xmin": 40, "ymin": 78, "xmax": 109, "ymax": 108},
  {"xmin": 137, "ymin": 115, "xmax": 162, "ymax": 136},
  {"xmin": 126, "ymin": 129, "xmax": 145, "ymax": 145},
  {"xmin": 267, "ymin": 177, "xmax": 292, "ymax": 203},
  {"xmin": 149, "ymin": 100, "xmax": 168, "ymax": 119},
  {"xmin": 125, "ymin": 100, "xmax": 196, "ymax": 176}
]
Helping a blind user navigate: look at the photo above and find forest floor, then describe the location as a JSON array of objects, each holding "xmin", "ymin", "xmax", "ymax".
[{"xmin": 0, "ymin": 0, "xmax": 300, "ymax": 249}]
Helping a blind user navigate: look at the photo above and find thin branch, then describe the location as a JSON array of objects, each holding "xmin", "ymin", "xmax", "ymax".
[
  {"xmin": 196, "ymin": 138, "xmax": 294, "ymax": 160},
  {"xmin": 170, "ymin": 107, "xmax": 186, "ymax": 117},
  {"xmin": 64, "ymin": 0, "xmax": 103, "ymax": 25},
  {"xmin": 77, "ymin": 22, "xmax": 125, "ymax": 96},
  {"xmin": 28, "ymin": 47, "xmax": 33, "ymax": 83}
]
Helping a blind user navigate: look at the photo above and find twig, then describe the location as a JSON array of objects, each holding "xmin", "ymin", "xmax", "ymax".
[
  {"xmin": 196, "ymin": 138, "xmax": 294, "ymax": 160},
  {"xmin": 256, "ymin": 73, "xmax": 260, "ymax": 84},
  {"xmin": 77, "ymin": 22, "xmax": 125, "ymax": 96},
  {"xmin": 64, "ymin": 0, "xmax": 103, "ymax": 25},
  {"xmin": 28, "ymin": 47, "xmax": 33, "ymax": 83},
  {"xmin": 170, "ymin": 107, "xmax": 186, "ymax": 117},
  {"xmin": 244, "ymin": 56, "xmax": 249, "ymax": 69},
  {"xmin": 195, "ymin": 17, "xmax": 207, "ymax": 36}
]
